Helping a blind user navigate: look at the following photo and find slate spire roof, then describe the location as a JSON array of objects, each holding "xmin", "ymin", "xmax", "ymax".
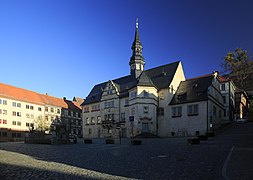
[{"xmin": 129, "ymin": 18, "xmax": 145, "ymax": 66}]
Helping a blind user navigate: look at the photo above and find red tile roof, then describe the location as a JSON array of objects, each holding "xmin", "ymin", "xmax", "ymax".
[
  {"xmin": 218, "ymin": 76, "xmax": 230, "ymax": 82},
  {"xmin": 0, "ymin": 83, "xmax": 81, "ymax": 111}
]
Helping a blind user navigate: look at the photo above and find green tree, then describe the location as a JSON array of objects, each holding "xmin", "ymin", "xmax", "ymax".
[{"xmin": 222, "ymin": 48, "xmax": 253, "ymax": 90}]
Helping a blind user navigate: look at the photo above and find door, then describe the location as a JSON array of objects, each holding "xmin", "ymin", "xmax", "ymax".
[{"xmin": 142, "ymin": 123, "xmax": 149, "ymax": 133}]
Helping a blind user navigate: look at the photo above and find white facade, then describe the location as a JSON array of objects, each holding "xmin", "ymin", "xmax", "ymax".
[
  {"xmin": 219, "ymin": 79, "xmax": 235, "ymax": 122},
  {"xmin": 82, "ymin": 62, "xmax": 185, "ymax": 138},
  {"xmin": 169, "ymin": 74, "xmax": 224, "ymax": 136}
]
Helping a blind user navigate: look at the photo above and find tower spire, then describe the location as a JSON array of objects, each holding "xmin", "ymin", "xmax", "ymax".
[{"xmin": 129, "ymin": 18, "xmax": 145, "ymax": 78}]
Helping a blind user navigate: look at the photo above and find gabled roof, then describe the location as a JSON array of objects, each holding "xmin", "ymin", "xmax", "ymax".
[
  {"xmin": 83, "ymin": 61, "xmax": 180, "ymax": 105},
  {"xmin": 169, "ymin": 74, "xmax": 214, "ymax": 105},
  {"xmin": 73, "ymin": 96, "xmax": 85, "ymax": 106},
  {"xmin": 0, "ymin": 83, "xmax": 81, "ymax": 111},
  {"xmin": 137, "ymin": 71, "xmax": 155, "ymax": 87},
  {"xmin": 146, "ymin": 61, "xmax": 180, "ymax": 89}
]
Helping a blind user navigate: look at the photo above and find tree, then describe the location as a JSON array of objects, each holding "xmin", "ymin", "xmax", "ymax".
[
  {"xmin": 33, "ymin": 115, "xmax": 50, "ymax": 132},
  {"xmin": 222, "ymin": 48, "xmax": 253, "ymax": 90}
]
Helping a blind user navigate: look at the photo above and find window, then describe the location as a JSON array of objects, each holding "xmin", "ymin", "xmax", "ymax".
[
  {"xmin": 3, "ymin": 100, "xmax": 7, "ymax": 105},
  {"xmin": 51, "ymin": 107, "xmax": 54, "ymax": 113},
  {"xmin": 187, "ymin": 104, "xmax": 199, "ymax": 116},
  {"xmin": 158, "ymin": 107, "xmax": 164, "ymax": 116},
  {"xmin": 144, "ymin": 91, "xmax": 149, "ymax": 98},
  {"xmin": 30, "ymin": 106, "xmax": 34, "ymax": 110},
  {"xmin": 221, "ymin": 84, "xmax": 225, "ymax": 91},
  {"xmin": 104, "ymin": 101, "xmax": 114, "ymax": 108},
  {"xmin": 57, "ymin": 109, "xmax": 60, "ymax": 114},
  {"xmin": 12, "ymin": 102, "xmax": 17, "ymax": 107},
  {"xmin": 222, "ymin": 96, "xmax": 226, "ymax": 104},
  {"xmin": 12, "ymin": 133, "xmax": 16, "ymax": 138},
  {"xmin": 105, "ymin": 114, "xmax": 114, "ymax": 121},
  {"xmin": 130, "ymin": 91, "xmax": 137, "ymax": 99},
  {"xmin": 51, "ymin": 116, "xmax": 54, "ymax": 121},
  {"xmin": 131, "ymin": 107, "xmax": 135, "ymax": 115},
  {"xmin": 17, "ymin": 121, "xmax": 21, "ymax": 126},
  {"xmin": 0, "ymin": 109, "xmax": 1, "ymax": 114},
  {"xmin": 30, "ymin": 114, "xmax": 34, "ymax": 119},
  {"xmin": 177, "ymin": 93, "xmax": 187, "ymax": 101},
  {"xmin": 12, "ymin": 121, "xmax": 17, "ymax": 125},
  {"xmin": 65, "ymin": 110, "xmax": 68, "ymax": 116},
  {"xmin": 2, "ymin": 132, "xmax": 7, "ymax": 137},
  {"xmin": 45, "ymin": 116, "xmax": 48, "ymax": 121},
  {"xmin": 17, "ymin": 103, "xmax": 21, "ymax": 107},
  {"xmin": 26, "ymin": 122, "xmax": 30, "ymax": 127},
  {"xmin": 12, "ymin": 111, "xmax": 17, "ymax": 116},
  {"xmin": 0, "ymin": 119, "xmax": 1, "ymax": 124},
  {"xmin": 3, "ymin": 110, "xmax": 7, "ymax": 115},
  {"xmin": 38, "ymin": 107, "xmax": 42, "ymax": 111},
  {"xmin": 45, "ymin": 107, "xmax": 48, "ymax": 112},
  {"xmin": 172, "ymin": 106, "xmax": 182, "ymax": 117},
  {"xmin": 92, "ymin": 104, "xmax": 100, "ymax": 111},
  {"xmin": 26, "ymin": 105, "xmax": 29, "ymax": 109},
  {"xmin": 91, "ymin": 117, "xmax": 95, "ymax": 124},
  {"xmin": 86, "ymin": 117, "xmax": 90, "ymax": 125},
  {"xmin": 143, "ymin": 106, "xmax": 149, "ymax": 114},
  {"xmin": 26, "ymin": 113, "xmax": 30, "ymax": 118},
  {"xmin": 121, "ymin": 113, "xmax": 125, "ymax": 121},
  {"xmin": 0, "ymin": 99, "xmax": 2, "ymax": 104},
  {"xmin": 125, "ymin": 99, "xmax": 129, "ymax": 106},
  {"xmin": 3, "ymin": 120, "xmax": 7, "ymax": 124},
  {"xmin": 84, "ymin": 107, "xmax": 89, "ymax": 113},
  {"xmin": 97, "ymin": 116, "xmax": 102, "ymax": 124},
  {"xmin": 17, "ymin": 112, "xmax": 21, "ymax": 117},
  {"xmin": 213, "ymin": 106, "xmax": 217, "ymax": 116},
  {"xmin": 88, "ymin": 128, "xmax": 92, "ymax": 134}
]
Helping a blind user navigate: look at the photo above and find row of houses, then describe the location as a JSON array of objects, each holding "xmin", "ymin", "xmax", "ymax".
[
  {"xmin": 81, "ymin": 20, "xmax": 251, "ymax": 139},
  {"xmin": 0, "ymin": 83, "xmax": 82, "ymax": 141}
]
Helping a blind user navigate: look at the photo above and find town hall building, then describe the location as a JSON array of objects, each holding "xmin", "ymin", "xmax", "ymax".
[{"xmin": 81, "ymin": 20, "xmax": 224, "ymax": 138}]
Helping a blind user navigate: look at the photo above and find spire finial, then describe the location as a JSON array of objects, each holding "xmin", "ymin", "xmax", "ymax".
[{"xmin": 136, "ymin": 18, "xmax": 138, "ymax": 29}]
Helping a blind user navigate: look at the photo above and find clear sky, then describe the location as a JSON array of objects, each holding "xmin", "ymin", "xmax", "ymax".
[{"xmin": 0, "ymin": 0, "xmax": 253, "ymax": 100}]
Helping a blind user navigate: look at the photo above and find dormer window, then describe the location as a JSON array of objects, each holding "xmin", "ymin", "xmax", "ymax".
[{"xmin": 177, "ymin": 93, "xmax": 187, "ymax": 101}]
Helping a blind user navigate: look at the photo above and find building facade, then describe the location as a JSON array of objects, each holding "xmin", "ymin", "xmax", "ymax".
[
  {"xmin": 218, "ymin": 76, "xmax": 236, "ymax": 122},
  {"xmin": 0, "ymin": 83, "xmax": 82, "ymax": 141},
  {"xmin": 169, "ymin": 72, "xmax": 225, "ymax": 136},
  {"xmin": 82, "ymin": 20, "xmax": 186, "ymax": 138}
]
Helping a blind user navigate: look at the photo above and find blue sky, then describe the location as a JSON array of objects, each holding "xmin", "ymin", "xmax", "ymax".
[{"xmin": 0, "ymin": 0, "xmax": 253, "ymax": 100}]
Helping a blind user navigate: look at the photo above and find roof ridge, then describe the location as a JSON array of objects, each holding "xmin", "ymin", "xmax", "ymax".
[
  {"xmin": 187, "ymin": 74, "xmax": 213, "ymax": 81},
  {"xmin": 145, "ymin": 61, "xmax": 180, "ymax": 72}
]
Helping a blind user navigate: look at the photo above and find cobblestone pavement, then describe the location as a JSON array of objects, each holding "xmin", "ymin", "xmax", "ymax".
[{"xmin": 1, "ymin": 123, "xmax": 253, "ymax": 180}]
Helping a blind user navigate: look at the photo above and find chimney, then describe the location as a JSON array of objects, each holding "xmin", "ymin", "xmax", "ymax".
[{"xmin": 63, "ymin": 97, "xmax": 66, "ymax": 100}]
